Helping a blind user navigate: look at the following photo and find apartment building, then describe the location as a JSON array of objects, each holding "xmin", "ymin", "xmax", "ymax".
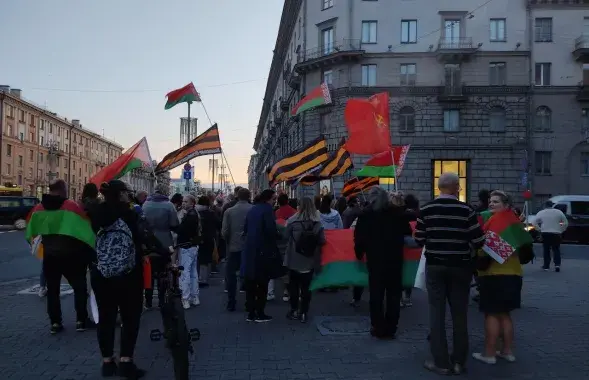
[
  {"xmin": 0, "ymin": 86, "xmax": 123, "ymax": 200},
  {"xmin": 529, "ymin": 0, "xmax": 589, "ymax": 207},
  {"xmin": 253, "ymin": 0, "xmax": 534, "ymax": 205}
]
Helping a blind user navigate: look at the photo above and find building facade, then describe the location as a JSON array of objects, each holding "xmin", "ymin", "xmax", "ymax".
[
  {"xmin": 252, "ymin": 0, "xmax": 589, "ymax": 208},
  {"xmin": 247, "ymin": 154, "xmax": 259, "ymax": 194},
  {"xmin": 529, "ymin": 0, "xmax": 589, "ymax": 207},
  {"xmin": 0, "ymin": 86, "xmax": 123, "ymax": 200}
]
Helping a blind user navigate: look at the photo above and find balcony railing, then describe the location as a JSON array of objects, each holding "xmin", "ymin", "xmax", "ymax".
[
  {"xmin": 438, "ymin": 85, "xmax": 467, "ymax": 102},
  {"xmin": 576, "ymin": 86, "xmax": 589, "ymax": 101},
  {"xmin": 437, "ymin": 37, "xmax": 474, "ymax": 50},
  {"xmin": 297, "ymin": 39, "xmax": 362, "ymax": 62},
  {"xmin": 575, "ymin": 35, "xmax": 589, "ymax": 50}
]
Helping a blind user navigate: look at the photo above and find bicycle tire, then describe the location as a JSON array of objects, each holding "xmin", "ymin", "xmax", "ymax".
[{"xmin": 167, "ymin": 297, "xmax": 190, "ymax": 380}]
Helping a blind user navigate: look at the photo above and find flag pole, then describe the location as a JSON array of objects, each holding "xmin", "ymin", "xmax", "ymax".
[
  {"xmin": 391, "ymin": 149, "xmax": 398, "ymax": 192},
  {"xmin": 199, "ymin": 101, "xmax": 236, "ymax": 187}
]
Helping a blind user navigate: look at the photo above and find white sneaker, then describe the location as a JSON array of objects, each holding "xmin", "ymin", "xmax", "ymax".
[
  {"xmin": 472, "ymin": 352, "xmax": 496, "ymax": 364},
  {"xmin": 191, "ymin": 296, "xmax": 200, "ymax": 306},
  {"xmin": 182, "ymin": 299, "xmax": 191, "ymax": 309},
  {"xmin": 38, "ymin": 286, "xmax": 47, "ymax": 298},
  {"xmin": 267, "ymin": 293, "xmax": 275, "ymax": 301}
]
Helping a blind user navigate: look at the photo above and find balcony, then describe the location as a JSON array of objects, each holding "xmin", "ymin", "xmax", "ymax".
[
  {"xmin": 437, "ymin": 85, "xmax": 468, "ymax": 103},
  {"xmin": 576, "ymin": 86, "xmax": 589, "ymax": 102},
  {"xmin": 573, "ymin": 35, "xmax": 589, "ymax": 62},
  {"xmin": 274, "ymin": 112, "xmax": 283, "ymax": 125},
  {"xmin": 287, "ymin": 71, "xmax": 301, "ymax": 90},
  {"xmin": 279, "ymin": 97, "xmax": 289, "ymax": 112},
  {"xmin": 436, "ymin": 37, "xmax": 478, "ymax": 62},
  {"xmin": 294, "ymin": 39, "xmax": 364, "ymax": 74}
]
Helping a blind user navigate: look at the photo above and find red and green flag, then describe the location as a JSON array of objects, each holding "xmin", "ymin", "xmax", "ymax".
[
  {"xmin": 481, "ymin": 209, "xmax": 533, "ymax": 264},
  {"xmin": 354, "ymin": 145, "xmax": 410, "ymax": 178},
  {"xmin": 26, "ymin": 200, "xmax": 95, "ymax": 248},
  {"xmin": 90, "ymin": 137, "xmax": 153, "ymax": 186},
  {"xmin": 165, "ymin": 82, "xmax": 201, "ymax": 110},
  {"xmin": 309, "ymin": 229, "xmax": 368, "ymax": 291},
  {"xmin": 402, "ymin": 221, "xmax": 422, "ymax": 288},
  {"xmin": 291, "ymin": 82, "xmax": 332, "ymax": 116}
]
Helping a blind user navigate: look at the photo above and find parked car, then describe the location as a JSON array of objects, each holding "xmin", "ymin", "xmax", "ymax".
[
  {"xmin": 525, "ymin": 195, "xmax": 589, "ymax": 244},
  {"xmin": 0, "ymin": 196, "xmax": 39, "ymax": 229}
]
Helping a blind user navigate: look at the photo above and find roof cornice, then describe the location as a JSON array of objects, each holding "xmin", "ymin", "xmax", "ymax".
[{"xmin": 253, "ymin": 0, "xmax": 302, "ymax": 150}]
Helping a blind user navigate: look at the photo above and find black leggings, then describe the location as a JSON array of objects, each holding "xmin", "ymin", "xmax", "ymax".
[
  {"xmin": 288, "ymin": 270, "xmax": 313, "ymax": 313},
  {"xmin": 91, "ymin": 267, "xmax": 143, "ymax": 358}
]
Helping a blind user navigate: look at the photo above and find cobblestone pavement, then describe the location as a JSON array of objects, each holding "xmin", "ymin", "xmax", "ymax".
[{"xmin": 0, "ymin": 260, "xmax": 588, "ymax": 380}]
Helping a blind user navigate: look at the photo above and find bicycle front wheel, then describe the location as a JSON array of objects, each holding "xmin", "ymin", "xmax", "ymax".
[{"xmin": 168, "ymin": 297, "xmax": 190, "ymax": 380}]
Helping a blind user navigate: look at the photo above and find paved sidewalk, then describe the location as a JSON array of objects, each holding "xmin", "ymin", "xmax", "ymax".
[{"xmin": 0, "ymin": 261, "xmax": 588, "ymax": 379}]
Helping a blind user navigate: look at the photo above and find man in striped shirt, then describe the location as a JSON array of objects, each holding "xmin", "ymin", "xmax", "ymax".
[{"xmin": 414, "ymin": 172, "xmax": 485, "ymax": 375}]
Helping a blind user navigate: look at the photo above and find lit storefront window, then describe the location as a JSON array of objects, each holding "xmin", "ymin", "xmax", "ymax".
[{"xmin": 433, "ymin": 160, "xmax": 468, "ymax": 202}]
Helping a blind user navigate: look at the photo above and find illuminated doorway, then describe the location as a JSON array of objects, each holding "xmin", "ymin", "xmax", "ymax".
[{"xmin": 432, "ymin": 160, "xmax": 468, "ymax": 202}]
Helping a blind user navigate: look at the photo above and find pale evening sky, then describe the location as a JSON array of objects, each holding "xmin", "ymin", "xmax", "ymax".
[{"xmin": 0, "ymin": 0, "xmax": 283, "ymax": 185}]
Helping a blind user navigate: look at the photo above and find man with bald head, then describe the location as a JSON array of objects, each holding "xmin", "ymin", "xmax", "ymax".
[{"xmin": 414, "ymin": 172, "xmax": 485, "ymax": 375}]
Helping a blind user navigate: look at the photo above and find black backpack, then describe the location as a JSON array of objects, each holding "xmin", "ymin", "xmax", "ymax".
[{"xmin": 294, "ymin": 221, "xmax": 319, "ymax": 258}]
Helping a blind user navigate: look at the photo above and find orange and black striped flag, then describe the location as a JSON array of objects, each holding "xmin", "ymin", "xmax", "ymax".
[
  {"xmin": 268, "ymin": 137, "xmax": 329, "ymax": 186},
  {"xmin": 155, "ymin": 124, "xmax": 222, "ymax": 173},
  {"xmin": 293, "ymin": 139, "xmax": 353, "ymax": 186},
  {"xmin": 341, "ymin": 177, "xmax": 379, "ymax": 198}
]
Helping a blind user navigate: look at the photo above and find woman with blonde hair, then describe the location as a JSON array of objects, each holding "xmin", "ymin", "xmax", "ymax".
[{"xmin": 284, "ymin": 197, "xmax": 326, "ymax": 323}]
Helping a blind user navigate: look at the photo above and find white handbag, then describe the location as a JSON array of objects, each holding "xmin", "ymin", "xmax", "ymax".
[{"xmin": 414, "ymin": 247, "xmax": 427, "ymax": 292}]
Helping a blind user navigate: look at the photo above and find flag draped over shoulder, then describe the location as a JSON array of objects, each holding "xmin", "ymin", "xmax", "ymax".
[
  {"xmin": 268, "ymin": 137, "xmax": 329, "ymax": 186},
  {"xmin": 341, "ymin": 177, "xmax": 379, "ymax": 199},
  {"xmin": 90, "ymin": 137, "xmax": 153, "ymax": 186},
  {"xmin": 292, "ymin": 140, "xmax": 353, "ymax": 186},
  {"xmin": 482, "ymin": 209, "xmax": 533, "ymax": 264},
  {"xmin": 354, "ymin": 145, "xmax": 410, "ymax": 178},
  {"xmin": 26, "ymin": 200, "xmax": 95, "ymax": 248},
  {"xmin": 165, "ymin": 82, "xmax": 201, "ymax": 110},
  {"xmin": 291, "ymin": 82, "xmax": 332, "ymax": 116},
  {"xmin": 344, "ymin": 92, "xmax": 391, "ymax": 154},
  {"xmin": 402, "ymin": 221, "xmax": 422, "ymax": 288},
  {"xmin": 155, "ymin": 124, "xmax": 222, "ymax": 173},
  {"xmin": 309, "ymin": 229, "xmax": 368, "ymax": 291}
]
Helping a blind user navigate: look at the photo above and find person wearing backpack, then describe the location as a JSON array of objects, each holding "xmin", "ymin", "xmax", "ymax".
[
  {"xmin": 284, "ymin": 197, "xmax": 325, "ymax": 323},
  {"xmin": 89, "ymin": 180, "xmax": 169, "ymax": 379}
]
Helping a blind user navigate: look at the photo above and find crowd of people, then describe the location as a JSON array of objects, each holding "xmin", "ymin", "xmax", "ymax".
[{"xmin": 28, "ymin": 170, "xmax": 546, "ymax": 378}]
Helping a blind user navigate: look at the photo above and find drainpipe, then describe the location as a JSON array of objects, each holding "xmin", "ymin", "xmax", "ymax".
[
  {"xmin": 68, "ymin": 126, "xmax": 73, "ymax": 197},
  {"xmin": 526, "ymin": 4, "xmax": 534, "ymax": 198},
  {"xmin": 0, "ymin": 93, "xmax": 3, "ymax": 182}
]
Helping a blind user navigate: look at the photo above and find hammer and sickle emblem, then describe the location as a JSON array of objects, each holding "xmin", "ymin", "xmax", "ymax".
[{"xmin": 374, "ymin": 113, "xmax": 387, "ymax": 129}]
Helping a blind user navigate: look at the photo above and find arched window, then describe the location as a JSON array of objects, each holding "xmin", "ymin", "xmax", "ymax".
[
  {"xmin": 399, "ymin": 106, "xmax": 415, "ymax": 132},
  {"xmin": 489, "ymin": 106, "xmax": 506, "ymax": 132},
  {"xmin": 535, "ymin": 106, "xmax": 552, "ymax": 130}
]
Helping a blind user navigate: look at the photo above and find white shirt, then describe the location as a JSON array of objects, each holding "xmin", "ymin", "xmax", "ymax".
[{"xmin": 534, "ymin": 208, "xmax": 568, "ymax": 234}]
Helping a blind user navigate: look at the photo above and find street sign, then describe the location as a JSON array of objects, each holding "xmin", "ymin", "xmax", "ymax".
[
  {"xmin": 183, "ymin": 170, "xmax": 192, "ymax": 180},
  {"xmin": 184, "ymin": 163, "xmax": 192, "ymax": 171},
  {"xmin": 521, "ymin": 172, "xmax": 528, "ymax": 187}
]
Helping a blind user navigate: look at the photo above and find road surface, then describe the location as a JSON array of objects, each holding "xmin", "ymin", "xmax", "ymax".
[{"xmin": 0, "ymin": 230, "xmax": 588, "ymax": 379}]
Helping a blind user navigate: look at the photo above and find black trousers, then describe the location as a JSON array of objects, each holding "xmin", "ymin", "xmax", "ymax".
[
  {"xmin": 245, "ymin": 278, "xmax": 268, "ymax": 316},
  {"xmin": 288, "ymin": 270, "xmax": 313, "ymax": 313},
  {"xmin": 226, "ymin": 251, "xmax": 242, "ymax": 305},
  {"xmin": 367, "ymin": 263, "xmax": 402, "ymax": 334},
  {"xmin": 144, "ymin": 259, "xmax": 166, "ymax": 307},
  {"xmin": 353, "ymin": 286, "xmax": 364, "ymax": 301},
  {"xmin": 43, "ymin": 253, "xmax": 88, "ymax": 325},
  {"xmin": 91, "ymin": 267, "xmax": 143, "ymax": 358},
  {"xmin": 542, "ymin": 233, "xmax": 562, "ymax": 267}
]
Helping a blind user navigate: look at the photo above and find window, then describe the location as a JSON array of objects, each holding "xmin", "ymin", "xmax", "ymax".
[
  {"xmin": 489, "ymin": 62, "xmax": 506, "ymax": 85},
  {"xmin": 28, "ymin": 167, "xmax": 33, "ymax": 178},
  {"xmin": 64, "ymin": 160, "xmax": 68, "ymax": 168},
  {"xmin": 49, "ymin": 124, "xmax": 53, "ymax": 133},
  {"xmin": 57, "ymin": 128, "xmax": 61, "ymax": 136},
  {"xmin": 535, "ymin": 18, "xmax": 552, "ymax": 42},
  {"xmin": 6, "ymin": 144, "xmax": 11, "ymax": 157},
  {"xmin": 443, "ymin": 19, "xmax": 461, "ymax": 43},
  {"xmin": 6, "ymin": 125, "xmax": 12, "ymax": 136},
  {"xmin": 443, "ymin": 110, "xmax": 460, "ymax": 132},
  {"xmin": 535, "ymin": 106, "xmax": 551, "ymax": 130},
  {"xmin": 581, "ymin": 152, "xmax": 589, "ymax": 176},
  {"xmin": 583, "ymin": 109, "xmax": 589, "ymax": 132},
  {"xmin": 400, "ymin": 64, "xmax": 416, "ymax": 85},
  {"xmin": 39, "ymin": 152, "xmax": 43, "ymax": 163},
  {"xmin": 489, "ymin": 106, "xmax": 506, "ymax": 132},
  {"xmin": 433, "ymin": 160, "xmax": 468, "ymax": 202},
  {"xmin": 29, "ymin": 150, "xmax": 33, "ymax": 160},
  {"xmin": 322, "ymin": 0, "xmax": 333, "ymax": 10},
  {"xmin": 401, "ymin": 20, "xmax": 417, "ymax": 43},
  {"xmin": 40, "ymin": 136, "xmax": 44, "ymax": 146},
  {"xmin": 361, "ymin": 64, "xmax": 377, "ymax": 86},
  {"xmin": 30, "ymin": 115, "xmax": 35, "ymax": 126},
  {"xmin": 73, "ymin": 161, "xmax": 76, "ymax": 170},
  {"xmin": 18, "ymin": 155, "xmax": 23, "ymax": 167},
  {"xmin": 361, "ymin": 21, "xmax": 377, "ymax": 43},
  {"xmin": 19, "ymin": 132, "xmax": 24, "ymax": 141},
  {"xmin": 535, "ymin": 151, "xmax": 552, "ymax": 175},
  {"xmin": 399, "ymin": 106, "xmax": 415, "ymax": 132},
  {"xmin": 444, "ymin": 64, "xmax": 461, "ymax": 87},
  {"xmin": 38, "ymin": 169, "xmax": 42, "ymax": 179},
  {"xmin": 19, "ymin": 110, "xmax": 25, "ymax": 121},
  {"xmin": 535, "ymin": 63, "xmax": 551, "ymax": 86},
  {"xmin": 490, "ymin": 18, "xmax": 506, "ymax": 41},
  {"xmin": 322, "ymin": 70, "xmax": 333, "ymax": 85},
  {"xmin": 5, "ymin": 164, "xmax": 10, "ymax": 175},
  {"xmin": 17, "ymin": 175, "xmax": 22, "ymax": 185},
  {"xmin": 321, "ymin": 27, "xmax": 334, "ymax": 55},
  {"xmin": 571, "ymin": 201, "xmax": 589, "ymax": 215}
]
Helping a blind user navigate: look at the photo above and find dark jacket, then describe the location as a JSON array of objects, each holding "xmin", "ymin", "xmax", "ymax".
[
  {"xmin": 242, "ymin": 202, "xmax": 279, "ymax": 280},
  {"xmin": 342, "ymin": 205, "xmax": 362, "ymax": 229},
  {"xmin": 88, "ymin": 201, "xmax": 168, "ymax": 265},
  {"xmin": 354, "ymin": 206, "xmax": 412, "ymax": 270},
  {"xmin": 196, "ymin": 205, "xmax": 220, "ymax": 264},
  {"xmin": 176, "ymin": 208, "xmax": 200, "ymax": 247},
  {"xmin": 40, "ymin": 194, "xmax": 92, "ymax": 260}
]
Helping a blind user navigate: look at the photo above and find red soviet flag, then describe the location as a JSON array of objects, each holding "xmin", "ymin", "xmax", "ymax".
[{"xmin": 344, "ymin": 92, "xmax": 391, "ymax": 154}]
